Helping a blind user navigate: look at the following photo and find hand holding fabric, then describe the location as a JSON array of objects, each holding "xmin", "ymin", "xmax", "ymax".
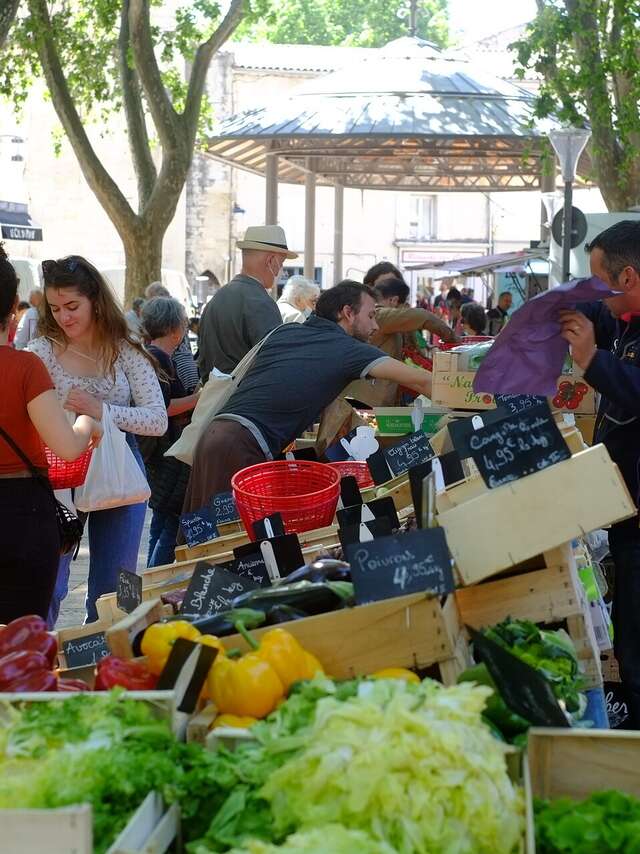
[{"xmin": 559, "ymin": 310, "xmax": 597, "ymax": 370}]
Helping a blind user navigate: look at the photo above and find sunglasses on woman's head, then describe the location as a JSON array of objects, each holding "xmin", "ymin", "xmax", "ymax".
[{"xmin": 42, "ymin": 257, "xmax": 81, "ymax": 282}]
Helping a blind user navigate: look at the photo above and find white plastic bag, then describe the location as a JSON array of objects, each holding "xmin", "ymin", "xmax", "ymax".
[{"xmin": 74, "ymin": 405, "xmax": 151, "ymax": 512}]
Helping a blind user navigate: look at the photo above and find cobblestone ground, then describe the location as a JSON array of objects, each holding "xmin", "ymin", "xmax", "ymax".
[{"xmin": 56, "ymin": 509, "xmax": 152, "ymax": 629}]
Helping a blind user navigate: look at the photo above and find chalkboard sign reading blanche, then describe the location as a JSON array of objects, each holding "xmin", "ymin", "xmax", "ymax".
[{"xmin": 469, "ymin": 402, "xmax": 571, "ymax": 489}]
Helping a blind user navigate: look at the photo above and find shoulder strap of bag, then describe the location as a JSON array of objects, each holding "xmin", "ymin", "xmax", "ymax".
[
  {"xmin": 230, "ymin": 323, "xmax": 286, "ymax": 385},
  {"xmin": 0, "ymin": 425, "xmax": 41, "ymax": 478}
]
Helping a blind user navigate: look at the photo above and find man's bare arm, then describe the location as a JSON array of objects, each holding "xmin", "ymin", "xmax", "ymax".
[{"xmin": 368, "ymin": 357, "xmax": 432, "ymax": 398}]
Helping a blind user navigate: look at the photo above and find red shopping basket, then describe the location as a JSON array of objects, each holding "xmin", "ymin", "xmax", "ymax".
[
  {"xmin": 232, "ymin": 460, "xmax": 341, "ymax": 540},
  {"xmin": 45, "ymin": 447, "xmax": 93, "ymax": 490},
  {"xmin": 329, "ymin": 461, "xmax": 375, "ymax": 489}
]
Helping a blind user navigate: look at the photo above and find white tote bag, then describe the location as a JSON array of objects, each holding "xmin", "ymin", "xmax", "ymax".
[
  {"xmin": 166, "ymin": 325, "xmax": 283, "ymax": 466},
  {"xmin": 74, "ymin": 405, "xmax": 151, "ymax": 512}
]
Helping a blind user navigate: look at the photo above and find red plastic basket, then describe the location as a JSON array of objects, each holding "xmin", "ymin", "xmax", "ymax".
[
  {"xmin": 232, "ymin": 460, "xmax": 341, "ymax": 541},
  {"xmin": 45, "ymin": 447, "xmax": 93, "ymax": 490},
  {"xmin": 329, "ymin": 461, "xmax": 375, "ymax": 489}
]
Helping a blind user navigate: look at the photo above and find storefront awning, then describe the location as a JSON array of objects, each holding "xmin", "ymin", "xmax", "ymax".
[
  {"xmin": 0, "ymin": 200, "xmax": 42, "ymax": 241},
  {"xmin": 405, "ymin": 248, "xmax": 547, "ymax": 274}
]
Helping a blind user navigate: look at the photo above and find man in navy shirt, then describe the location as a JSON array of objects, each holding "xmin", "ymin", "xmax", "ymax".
[
  {"xmin": 183, "ymin": 281, "xmax": 431, "ymax": 516},
  {"xmin": 560, "ymin": 220, "xmax": 640, "ymax": 726}
]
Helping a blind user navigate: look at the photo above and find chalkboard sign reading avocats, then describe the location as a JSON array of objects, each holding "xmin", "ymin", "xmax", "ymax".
[
  {"xmin": 180, "ymin": 508, "xmax": 219, "ymax": 547},
  {"xmin": 62, "ymin": 631, "xmax": 110, "ymax": 668},
  {"xmin": 346, "ymin": 528, "xmax": 454, "ymax": 605},
  {"xmin": 117, "ymin": 569, "xmax": 142, "ymax": 614},
  {"xmin": 179, "ymin": 562, "xmax": 259, "ymax": 617},
  {"xmin": 383, "ymin": 431, "xmax": 434, "ymax": 478},
  {"xmin": 209, "ymin": 491, "xmax": 240, "ymax": 526},
  {"xmin": 469, "ymin": 402, "xmax": 571, "ymax": 489}
]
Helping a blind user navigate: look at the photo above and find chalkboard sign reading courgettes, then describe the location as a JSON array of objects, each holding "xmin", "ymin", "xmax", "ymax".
[
  {"xmin": 346, "ymin": 528, "xmax": 454, "ymax": 605},
  {"xmin": 469, "ymin": 402, "xmax": 571, "ymax": 489},
  {"xmin": 62, "ymin": 631, "xmax": 110, "ymax": 668}
]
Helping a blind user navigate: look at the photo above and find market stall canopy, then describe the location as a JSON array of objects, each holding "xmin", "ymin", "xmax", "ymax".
[
  {"xmin": 0, "ymin": 200, "xmax": 42, "ymax": 241},
  {"xmin": 405, "ymin": 248, "xmax": 548, "ymax": 274},
  {"xmin": 205, "ymin": 37, "xmax": 571, "ymax": 192}
]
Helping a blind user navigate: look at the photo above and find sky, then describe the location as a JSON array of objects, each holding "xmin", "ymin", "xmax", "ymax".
[{"xmin": 448, "ymin": 0, "xmax": 538, "ymax": 43}]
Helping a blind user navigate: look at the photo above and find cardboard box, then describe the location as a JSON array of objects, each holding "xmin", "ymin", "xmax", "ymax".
[
  {"xmin": 525, "ymin": 729, "xmax": 640, "ymax": 853},
  {"xmin": 431, "ymin": 350, "xmax": 597, "ymax": 415},
  {"xmin": 374, "ymin": 406, "xmax": 450, "ymax": 435},
  {"xmin": 437, "ymin": 444, "xmax": 635, "ymax": 585}
]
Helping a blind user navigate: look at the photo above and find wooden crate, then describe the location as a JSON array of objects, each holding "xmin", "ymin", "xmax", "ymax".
[
  {"xmin": 106, "ymin": 599, "xmax": 171, "ymax": 660},
  {"xmin": 456, "ymin": 544, "xmax": 603, "ymax": 689},
  {"xmin": 221, "ymin": 592, "xmax": 471, "ymax": 684},
  {"xmin": 1, "ymin": 791, "xmax": 179, "ymax": 854},
  {"xmin": 437, "ymin": 445, "xmax": 635, "ymax": 585},
  {"xmin": 524, "ymin": 729, "xmax": 640, "ymax": 853},
  {"xmin": 431, "ymin": 350, "xmax": 596, "ymax": 415},
  {"xmin": 55, "ymin": 620, "xmax": 111, "ymax": 669}
]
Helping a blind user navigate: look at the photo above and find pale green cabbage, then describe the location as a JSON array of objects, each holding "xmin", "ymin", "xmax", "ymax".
[
  {"xmin": 260, "ymin": 679, "xmax": 523, "ymax": 854},
  {"xmin": 226, "ymin": 824, "xmax": 395, "ymax": 853}
]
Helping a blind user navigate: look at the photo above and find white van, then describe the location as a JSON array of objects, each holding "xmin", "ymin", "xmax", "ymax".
[
  {"xmin": 10, "ymin": 257, "xmax": 42, "ymax": 302},
  {"xmin": 100, "ymin": 267, "xmax": 197, "ymax": 315}
]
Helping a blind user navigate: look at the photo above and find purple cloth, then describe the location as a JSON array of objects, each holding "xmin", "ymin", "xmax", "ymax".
[{"xmin": 473, "ymin": 277, "xmax": 616, "ymax": 396}]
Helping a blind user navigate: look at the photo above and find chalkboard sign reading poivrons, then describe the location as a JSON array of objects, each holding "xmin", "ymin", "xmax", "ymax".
[
  {"xmin": 346, "ymin": 528, "xmax": 454, "ymax": 605},
  {"xmin": 469, "ymin": 402, "xmax": 571, "ymax": 489},
  {"xmin": 62, "ymin": 631, "xmax": 110, "ymax": 668}
]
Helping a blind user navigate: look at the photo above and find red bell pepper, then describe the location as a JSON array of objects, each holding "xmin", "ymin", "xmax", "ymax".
[
  {"xmin": 57, "ymin": 678, "xmax": 90, "ymax": 692},
  {"xmin": 19, "ymin": 632, "xmax": 58, "ymax": 668},
  {"xmin": 0, "ymin": 650, "xmax": 48, "ymax": 688},
  {"xmin": 94, "ymin": 656, "xmax": 157, "ymax": 691},
  {"xmin": 2, "ymin": 669, "xmax": 57, "ymax": 692},
  {"xmin": 0, "ymin": 615, "xmax": 47, "ymax": 655}
]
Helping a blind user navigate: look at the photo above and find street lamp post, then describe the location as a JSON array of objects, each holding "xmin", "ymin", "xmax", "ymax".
[{"xmin": 548, "ymin": 127, "xmax": 591, "ymax": 281}]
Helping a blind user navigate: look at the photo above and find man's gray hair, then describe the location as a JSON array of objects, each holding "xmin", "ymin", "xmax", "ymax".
[
  {"xmin": 145, "ymin": 281, "xmax": 171, "ymax": 299},
  {"xmin": 142, "ymin": 296, "xmax": 186, "ymax": 339},
  {"xmin": 281, "ymin": 275, "xmax": 320, "ymax": 305}
]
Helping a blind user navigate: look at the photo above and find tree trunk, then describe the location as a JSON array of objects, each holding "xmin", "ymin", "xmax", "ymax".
[
  {"xmin": 122, "ymin": 225, "xmax": 163, "ymax": 305},
  {"xmin": 0, "ymin": 0, "xmax": 20, "ymax": 50}
]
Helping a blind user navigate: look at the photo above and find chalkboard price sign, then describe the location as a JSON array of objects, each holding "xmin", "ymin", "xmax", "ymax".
[
  {"xmin": 383, "ymin": 431, "xmax": 434, "ymax": 478},
  {"xmin": 494, "ymin": 393, "xmax": 547, "ymax": 416},
  {"xmin": 117, "ymin": 569, "xmax": 142, "ymax": 614},
  {"xmin": 346, "ymin": 527, "xmax": 454, "ymax": 605},
  {"xmin": 180, "ymin": 508, "xmax": 219, "ymax": 547},
  {"xmin": 62, "ymin": 631, "xmax": 110, "ymax": 668},
  {"xmin": 179, "ymin": 561, "xmax": 259, "ymax": 617},
  {"xmin": 209, "ymin": 491, "xmax": 240, "ymax": 526},
  {"xmin": 469, "ymin": 402, "xmax": 571, "ymax": 489}
]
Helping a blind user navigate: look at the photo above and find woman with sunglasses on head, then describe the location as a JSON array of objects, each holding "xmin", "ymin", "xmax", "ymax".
[
  {"xmin": 29, "ymin": 256, "xmax": 167, "ymax": 623},
  {"xmin": 0, "ymin": 245, "xmax": 101, "ymax": 623}
]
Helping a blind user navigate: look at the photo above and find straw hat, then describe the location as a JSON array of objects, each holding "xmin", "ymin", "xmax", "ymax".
[{"xmin": 236, "ymin": 225, "xmax": 298, "ymax": 259}]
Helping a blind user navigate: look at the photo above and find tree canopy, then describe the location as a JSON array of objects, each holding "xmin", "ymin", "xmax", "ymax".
[
  {"xmin": 235, "ymin": 0, "xmax": 450, "ymax": 48},
  {"xmin": 0, "ymin": 0, "xmax": 248, "ymax": 301},
  {"xmin": 512, "ymin": 0, "xmax": 640, "ymax": 210}
]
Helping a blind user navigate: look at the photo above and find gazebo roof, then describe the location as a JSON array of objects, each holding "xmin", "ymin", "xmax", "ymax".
[{"xmin": 205, "ymin": 37, "xmax": 559, "ymax": 192}]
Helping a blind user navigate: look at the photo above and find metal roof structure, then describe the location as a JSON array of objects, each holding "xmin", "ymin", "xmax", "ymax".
[
  {"xmin": 405, "ymin": 248, "xmax": 548, "ymax": 273},
  {"xmin": 206, "ymin": 36, "xmax": 559, "ymax": 192}
]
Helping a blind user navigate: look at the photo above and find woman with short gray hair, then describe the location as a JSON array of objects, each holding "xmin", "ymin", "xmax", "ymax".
[
  {"xmin": 277, "ymin": 275, "xmax": 320, "ymax": 323},
  {"xmin": 142, "ymin": 297, "xmax": 200, "ymax": 566}
]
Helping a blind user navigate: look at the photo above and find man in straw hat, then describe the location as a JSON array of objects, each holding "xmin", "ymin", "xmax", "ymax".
[{"xmin": 198, "ymin": 225, "xmax": 297, "ymax": 379}]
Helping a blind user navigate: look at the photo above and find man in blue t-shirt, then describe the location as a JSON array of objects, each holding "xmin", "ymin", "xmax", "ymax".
[{"xmin": 182, "ymin": 280, "xmax": 432, "ymax": 515}]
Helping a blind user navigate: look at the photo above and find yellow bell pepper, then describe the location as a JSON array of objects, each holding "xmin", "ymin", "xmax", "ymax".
[
  {"xmin": 197, "ymin": 634, "xmax": 226, "ymax": 655},
  {"xmin": 141, "ymin": 620, "xmax": 201, "ymax": 675},
  {"xmin": 233, "ymin": 625, "xmax": 324, "ymax": 692},
  {"xmin": 371, "ymin": 667, "xmax": 421, "ymax": 683},
  {"xmin": 207, "ymin": 652, "xmax": 284, "ymax": 718},
  {"xmin": 212, "ymin": 713, "xmax": 258, "ymax": 730}
]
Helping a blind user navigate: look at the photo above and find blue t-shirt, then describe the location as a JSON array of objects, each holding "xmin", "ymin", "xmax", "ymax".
[{"xmin": 218, "ymin": 315, "xmax": 389, "ymax": 457}]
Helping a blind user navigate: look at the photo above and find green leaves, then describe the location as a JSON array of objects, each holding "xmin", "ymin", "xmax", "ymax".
[
  {"xmin": 535, "ymin": 790, "xmax": 640, "ymax": 853},
  {"xmin": 235, "ymin": 0, "xmax": 450, "ymax": 49}
]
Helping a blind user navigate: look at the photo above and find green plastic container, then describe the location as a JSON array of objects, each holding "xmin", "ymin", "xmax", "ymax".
[{"xmin": 374, "ymin": 406, "xmax": 449, "ymax": 436}]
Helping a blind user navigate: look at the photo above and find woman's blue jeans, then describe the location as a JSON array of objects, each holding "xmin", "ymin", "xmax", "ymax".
[
  {"xmin": 147, "ymin": 510, "xmax": 180, "ymax": 568},
  {"xmin": 47, "ymin": 434, "xmax": 147, "ymax": 627}
]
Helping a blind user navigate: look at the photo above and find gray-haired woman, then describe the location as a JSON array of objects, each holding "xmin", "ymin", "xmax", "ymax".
[
  {"xmin": 142, "ymin": 297, "xmax": 200, "ymax": 566},
  {"xmin": 277, "ymin": 276, "xmax": 320, "ymax": 324}
]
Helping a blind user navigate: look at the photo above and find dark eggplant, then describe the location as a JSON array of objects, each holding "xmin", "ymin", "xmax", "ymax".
[
  {"xmin": 284, "ymin": 558, "xmax": 351, "ymax": 585},
  {"xmin": 264, "ymin": 604, "xmax": 309, "ymax": 625},
  {"xmin": 231, "ymin": 580, "xmax": 354, "ymax": 616}
]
